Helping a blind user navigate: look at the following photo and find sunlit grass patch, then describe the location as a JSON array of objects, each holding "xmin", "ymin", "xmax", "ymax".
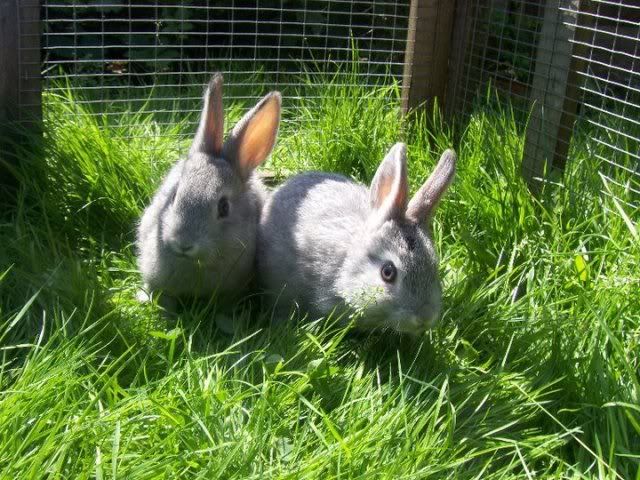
[{"xmin": 0, "ymin": 74, "xmax": 638, "ymax": 478}]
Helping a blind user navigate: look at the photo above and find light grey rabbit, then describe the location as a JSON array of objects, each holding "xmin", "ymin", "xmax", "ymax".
[
  {"xmin": 137, "ymin": 73, "xmax": 281, "ymax": 306},
  {"xmin": 257, "ymin": 143, "xmax": 456, "ymax": 335}
]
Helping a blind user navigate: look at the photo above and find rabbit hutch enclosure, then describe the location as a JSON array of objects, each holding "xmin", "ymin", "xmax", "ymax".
[
  {"xmin": 1, "ymin": 1, "xmax": 640, "ymax": 477},
  {"xmin": 1, "ymin": 0, "xmax": 639, "ymax": 208}
]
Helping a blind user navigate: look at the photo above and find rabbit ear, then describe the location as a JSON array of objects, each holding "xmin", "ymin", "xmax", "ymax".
[
  {"xmin": 191, "ymin": 73, "xmax": 224, "ymax": 156},
  {"xmin": 406, "ymin": 149, "xmax": 456, "ymax": 223},
  {"xmin": 224, "ymin": 91, "xmax": 281, "ymax": 180},
  {"xmin": 368, "ymin": 143, "xmax": 409, "ymax": 226}
]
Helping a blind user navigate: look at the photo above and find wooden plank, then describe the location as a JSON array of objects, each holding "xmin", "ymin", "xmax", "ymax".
[
  {"xmin": 552, "ymin": 1, "xmax": 594, "ymax": 171},
  {"xmin": 522, "ymin": 0, "xmax": 586, "ymax": 193},
  {"xmin": 19, "ymin": 0, "xmax": 42, "ymax": 129},
  {"xmin": 401, "ymin": 0, "xmax": 456, "ymax": 114},
  {"xmin": 0, "ymin": 0, "xmax": 19, "ymax": 129},
  {"xmin": 0, "ymin": 0, "xmax": 41, "ymax": 193},
  {"xmin": 0, "ymin": 0, "xmax": 41, "ymax": 129},
  {"xmin": 0, "ymin": 0, "xmax": 20, "ymax": 193},
  {"xmin": 445, "ymin": 0, "xmax": 474, "ymax": 118}
]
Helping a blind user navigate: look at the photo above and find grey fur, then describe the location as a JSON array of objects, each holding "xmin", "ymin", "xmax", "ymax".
[
  {"xmin": 257, "ymin": 144, "xmax": 456, "ymax": 335},
  {"xmin": 137, "ymin": 74, "xmax": 281, "ymax": 304}
]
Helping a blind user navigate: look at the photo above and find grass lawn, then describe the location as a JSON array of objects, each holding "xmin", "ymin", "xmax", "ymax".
[{"xmin": 0, "ymin": 73, "xmax": 638, "ymax": 478}]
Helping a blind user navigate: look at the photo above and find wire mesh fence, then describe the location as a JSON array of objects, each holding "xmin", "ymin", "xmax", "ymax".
[
  {"xmin": 6, "ymin": 0, "xmax": 640, "ymax": 211},
  {"xmin": 34, "ymin": 0, "xmax": 410, "ymax": 139},
  {"xmin": 12, "ymin": 2, "xmax": 41, "ymax": 128},
  {"xmin": 449, "ymin": 0, "xmax": 639, "ymax": 208}
]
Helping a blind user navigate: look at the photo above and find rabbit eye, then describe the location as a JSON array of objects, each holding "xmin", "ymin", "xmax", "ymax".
[
  {"xmin": 218, "ymin": 196, "xmax": 230, "ymax": 218},
  {"xmin": 380, "ymin": 261, "xmax": 397, "ymax": 283}
]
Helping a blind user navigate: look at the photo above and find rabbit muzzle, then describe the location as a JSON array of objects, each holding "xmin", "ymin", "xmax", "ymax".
[
  {"xmin": 395, "ymin": 315, "xmax": 425, "ymax": 335},
  {"xmin": 169, "ymin": 240, "xmax": 197, "ymax": 257},
  {"xmin": 390, "ymin": 297, "xmax": 441, "ymax": 334},
  {"xmin": 167, "ymin": 238, "xmax": 214, "ymax": 264}
]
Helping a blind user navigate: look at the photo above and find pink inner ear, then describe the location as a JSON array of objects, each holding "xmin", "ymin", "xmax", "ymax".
[
  {"xmin": 370, "ymin": 143, "xmax": 408, "ymax": 222},
  {"xmin": 372, "ymin": 179, "xmax": 393, "ymax": 209},
  {"xmin": 380, "ymin": 172, "xmax": 408, "ymax": 214},
  {"xmin": 236, "ymin": 97, "xmax": 280, "ymax": 173}
]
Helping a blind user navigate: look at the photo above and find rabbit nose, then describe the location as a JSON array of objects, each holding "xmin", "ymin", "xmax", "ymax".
[{"xmin": 171, "ymin": 241, "xmax": 196, "ymax": 257}]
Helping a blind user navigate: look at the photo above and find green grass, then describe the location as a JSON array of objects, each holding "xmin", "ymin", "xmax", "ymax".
[{"xmin": 0, "ymin": 71, "xmax": 639, "ymax": 478}]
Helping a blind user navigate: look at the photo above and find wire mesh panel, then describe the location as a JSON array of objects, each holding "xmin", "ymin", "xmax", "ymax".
[
  {"xmin": 37, "ymin": 0, "xmax": 410, "ymax": 142},
  {"xmin": 577, "ymin": 0, "xmax": 640, "ymax": 208},
  {"xmin": 449, "ymin": 0, "xmax": 640, "ymax": 209},
  {"xmin": 10, "ymin": 2, "xmax": 41, "ymax": 128},
  {"xmin": 16, "ymin": 0, "xmax": 640, "ymax": 209},
  {"xmin": 449, "ymin": 0, "xmax": 545, "ymax": 115}
]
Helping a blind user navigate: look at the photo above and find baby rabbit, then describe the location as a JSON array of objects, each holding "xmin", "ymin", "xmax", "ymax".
[
  {"xmin": 137, "ymin": 74, "xmax": 281, "ymax": 305},
  {"xmin": 258, "ymin": 143, "xmax": 455, "ymax": 335}
]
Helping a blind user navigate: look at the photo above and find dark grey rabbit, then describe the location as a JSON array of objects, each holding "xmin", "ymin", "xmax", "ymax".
[
  {"xmin": 137, "ymin": 74, "xmax": 281, "ymax": 305},
  {"xmin": 257, "ymin": 143, "xmax": 455, "ymax": 335}
]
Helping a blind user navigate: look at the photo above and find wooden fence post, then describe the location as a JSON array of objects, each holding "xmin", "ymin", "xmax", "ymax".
[
  {"xmin": 401, "ymin": 0, "xmax": 456, "ymax": 114},
  {"xmin": 0, "ymin": 0, "xmax": 20, "ymax": 129},
  {"xmin": 445, "ymin": 0, "xmax": 475, "ymax": 119},
  {"xmin": 522, "ymin": 0, "xmax": 592, "ymax": 193},
  {"xmin": 0, "ymin": 0, "xmax": 41, "ymax": 190},
  {"xmin": 19, "ymin": 1, "xmax": 42, "ymax": 129}
]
